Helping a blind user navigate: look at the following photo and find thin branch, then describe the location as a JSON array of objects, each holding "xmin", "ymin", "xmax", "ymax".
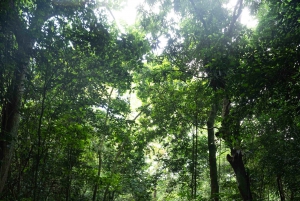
[
  {"xmin": 151, "ymin": 68, "xmax": 211, "ymax": 79},
  {"xmin": 189, "ymin": 0, "xmax": 207, "ymax": 31},
  {"xmin": 131, "ymin": 104, "xmax": 150, "ymax": 122},
  {"xmin": 227, "ymin": 0, "xmax": 244, "ymax": 35},
  {"xmin": 98, "ymin": 2, "xmax": 121, "ymax": 30}
]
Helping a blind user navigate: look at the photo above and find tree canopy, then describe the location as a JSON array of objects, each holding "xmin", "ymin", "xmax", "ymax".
[{"xmin": 1, "ymin": 0, "xmax": 299, "ymax": 200}]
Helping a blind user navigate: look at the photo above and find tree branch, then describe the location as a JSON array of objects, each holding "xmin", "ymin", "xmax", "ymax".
[
  {"xmin": 131, "ymin": 104, "xmax": 150, "ymax": 122},
  {"xmin": 189, "ymin": 0, "xmax": 207, "ymax": 31},
  {"xmin": 228, "ymin": 0, "xmax": 244, "ymax": 35}
]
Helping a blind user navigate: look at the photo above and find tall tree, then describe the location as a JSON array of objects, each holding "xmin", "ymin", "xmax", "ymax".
[
  {"xmin": 225, "ymin": 0, "xmax": 300, "ymax": 199},
  {"xmin": 138, "ymin": 0, "xmax": 251, "ymax": 199},
  {"xmin": 0, "ymin": 0, "xmax": 148, "ymax": 200}
]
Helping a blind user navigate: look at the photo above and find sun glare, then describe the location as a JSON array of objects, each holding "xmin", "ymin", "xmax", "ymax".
[
  {"xmin": 113, "ymin": 1, "xmax": 140, "ymax": 26},
  {"xmin": 240, "ymin": 7, "xmax": 258, "ymax": 28},
  {"xmin": 113, "ymin": 0, "xmax": 258, "ymax": 28},
  {"xmin": 224, "ymin": 0, "xmax": 258, "ymax": 28}
]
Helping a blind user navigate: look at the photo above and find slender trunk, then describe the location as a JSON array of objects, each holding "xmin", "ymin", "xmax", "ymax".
[
  {"xmin": 65, "ymin": 148, "xmax": 72, "ymax": 201},
  {"xmin": 191, "ymin": 127, "xmax": 195, "ymax": 198},
  {"xmin": 194, "ymin": 124, "xmax": 198, "ymax": 199},
  {"xmin": 94, "ymin": 88, "xmax": 113, "ymax": 201},
  {"xmin": 92, "ymin": 150, "xmax": 102, "ymax": 201},
  {"xmin": 290, "ymin": 190, "xmax": 294, "ymax": 201},
  {"xmin": 191, "ymin": 116, "xmax": 198, "ymax": 199},
  {"xmin": 66, "ymin": 176, "xmax": 70, "ymax": 201},
  {"xmin": 221, "ymin": 97, "xmax": 252, "ymax": 201},
  {"xmin": 207, "ymin": 102, "xmax": 219, "ymax": 201},
  {"xmin": 227, "ymin": 149, "xmax": 252, "ymax": 201},
  {"xmin": 277, "ymin": 175, "xmax": 285, "ymax": 201},
  {"xmin": 33, "ymin": 83, "xmax": 47, "ymax": 201},
  {"xmin": 16, "ymin": 145, "xmax": 33, "ymax": 196},
  {"xmin": 259, "ymin": 171, "xmax": 264, "ymax": 200},
  {"xmin": 101, "ymin": 142, "xmax": 125, "ymax": 201},
  {"xmin": 109, "ymin": 191, "xmax": 115, "ymax": 201},
  {"xmin": 153, "ymin": 188, "xmax": 157, "ymax": 200},
  {"xmin": 103, "ymin": 185, "xmax": 109, "ymax": 201}
]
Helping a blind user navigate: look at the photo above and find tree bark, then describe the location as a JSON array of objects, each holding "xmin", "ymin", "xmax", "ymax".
[
  {"xmin": 0, "ymin": 61, "xmax": 27, "ymax": 193},
  {"xmin": 207, "ymin": 102, "xmax": 219, "ymax": 201},
  {"xmin": 277, "ymin": 175, "xmax": 285, "ymax": 201},
  {"xmin": 227, "ymin": 149, "xmax": 252, "ymax": 201},
  {"xmin": 93, "ymin": 88, "xmax": 113, "ymax": 201},
  {"xmin": 194, "ymin": 123, "xmax": 198, "ymax": 199},
  {"xmin": 191, "ymin": 124, "xmax": 198, "ymax": 199},
  {"xmin": 92, "ymin": 150, "xmax": 102, "ymax": 201},
  {"xmin": 221, "ymin": 97, "xmax": 252, "ymax": 201},
  {"xmin": 33, "ymin": 82, "xmax": 47, "ymax": 201},
  {"xmin": 191, "ymin": 128, "xmax": 195, "ymax": 198},
  {"xmin": 0, "ymin": 0, "xmax": 50, "ymax": 192}
]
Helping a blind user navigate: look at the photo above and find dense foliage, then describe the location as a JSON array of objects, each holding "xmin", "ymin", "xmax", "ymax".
[{"xmin": 1, "ymin": 0, "xmax": 299, "ymax": 200}]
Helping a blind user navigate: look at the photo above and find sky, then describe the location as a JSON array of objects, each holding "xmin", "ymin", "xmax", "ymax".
[
  {"xmin": 114, "ymin": 1, "xmax": 139, "ymax": 26},
  {"xmin": 111, "ymin": 0, "xmax": 257, "ymax": 56},
  {"xmin": 113, "ymin": 0, "xmax": 258, "ymax": 28},
  {"xmin": 110, "ymin": 0, "xmax": 258, "ymax": 114}
]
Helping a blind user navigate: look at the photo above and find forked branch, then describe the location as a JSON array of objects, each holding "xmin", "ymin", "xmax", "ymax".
[
  {"xmin": 189, "ymin": 0, "xmax": 207, "ymax": 31},
  {"xmin": 228, "ymin": 0, "xmax": 244, "ymax": 35}
]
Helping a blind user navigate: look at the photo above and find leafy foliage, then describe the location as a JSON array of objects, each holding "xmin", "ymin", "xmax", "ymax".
[{"xmin": 1, "ymin": 0, "xmax": 300, "ymax": 200}]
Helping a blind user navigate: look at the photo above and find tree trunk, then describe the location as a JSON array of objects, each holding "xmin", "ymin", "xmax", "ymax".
[
  {"xmin": 0, "ymin": 62, "xmax": 27, "ymax": 193},
  {"xmin": 153, "ymin": 188, "xmax": 157, "ymax": 200},
  {"xmin": 191, "ymin": 126, "xmax": 196, "ymax": 199},
  {"xmin": 277, "ymin": 175, "xmax": 285, "ymax": 201},
  {"xmin": 92, "ymin": 150, "xmax": 102, "ymax": 201},
  {"xmin": 33, "ymin": 83, "xmax": 47, "ymax": 201},
  {"xmin": 227, "ymin": 149, "xmax": 252, "ymax": 201},
  {"xmin": 103, "ymin": 185, "xmax": 110, "ymax": 201},
  {"xmin": 290, "ymin": 190, "xmax": 294, "ymax": 201},
  {"xmin": 207, "ymin": 102, "xmax": 219, "ymax": 201},
  {"xmin": 94, "ymin": 89, "xmax": 113, "ymax": 201},
  {"xmin": 220, "ymin": 97, "xmax": 253, "ymax": 201},
  {"xmin": 194, "ymin": 123, "xmax": 198, "ymax": 199},
  {"xmin": 0, "ymin": 0, "xmax": 38, "ymax": 192}
]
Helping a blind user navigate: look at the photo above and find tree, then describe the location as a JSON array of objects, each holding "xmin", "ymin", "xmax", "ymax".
[
  {"xmin": 225, "ymin": 0, "xmax": 300, "ymax": 199},
  {"xmin": 138, "ymin": 0, "xmax": 251, "ymax": 200},
  {"xmin": 0, "ymin": 0, "xmax": 151, "ymax": 199},
  {"xmin": 1, "ymin": 0, "xmax": 300, "ymax": 200}
]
